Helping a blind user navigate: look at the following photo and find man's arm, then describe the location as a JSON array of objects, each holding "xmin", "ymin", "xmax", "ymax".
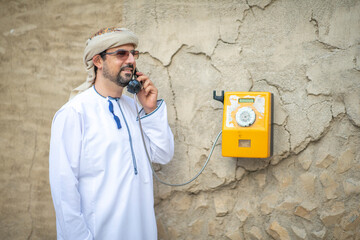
[
  {"xmin": 135, "ymin": 73, "xmax": 174, "ymax": 164},
  {"xmin": 49, "ymin": 107, "xmax": 93, "ymax": 240},
  {"xmin": 138, "ymin": 99, "xmax": 175, "ymax": 164}
]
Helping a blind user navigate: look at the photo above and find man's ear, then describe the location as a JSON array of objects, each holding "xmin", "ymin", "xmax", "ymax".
[{"xmin": 93, "ymin": 55, "xmax": 103, "ymax": 69}]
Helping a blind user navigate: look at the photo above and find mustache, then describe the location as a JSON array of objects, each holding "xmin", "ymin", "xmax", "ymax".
[{"xmin": 120, "ymin": 64, "xmax": 134, "ymax": 73}]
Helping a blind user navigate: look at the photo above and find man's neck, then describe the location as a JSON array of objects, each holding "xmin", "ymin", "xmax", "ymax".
[{"xmin": 94, "ymin": 76, "xmax": 124, "ymax": 98}]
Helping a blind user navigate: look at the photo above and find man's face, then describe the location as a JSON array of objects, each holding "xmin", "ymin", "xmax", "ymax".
[{"xmin": 101, "ymin": 44, "xmax": 137, "ymax": 87}]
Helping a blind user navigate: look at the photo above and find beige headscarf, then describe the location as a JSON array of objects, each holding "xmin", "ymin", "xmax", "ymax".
[{"xmin": 70, "ymin": 27, "xmax": 139, "ymax": 98}]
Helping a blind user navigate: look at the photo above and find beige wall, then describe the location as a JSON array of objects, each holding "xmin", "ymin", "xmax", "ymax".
[{"xmin": 0, "ymin": 0, "xmax": 359, "ymax": 239}]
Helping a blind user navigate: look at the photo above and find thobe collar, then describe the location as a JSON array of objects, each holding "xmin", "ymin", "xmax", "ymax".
[{"xmin": 93, "ymin": 86, "xmax": 122, "ymax": 129}]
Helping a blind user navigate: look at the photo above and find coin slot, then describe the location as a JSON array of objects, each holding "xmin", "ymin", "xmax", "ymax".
[{"xmin": 239, "ymin": 139, "xmax": 251, "ymax": 148}]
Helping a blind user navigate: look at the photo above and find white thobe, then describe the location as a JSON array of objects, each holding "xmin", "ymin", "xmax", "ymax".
[{"xmin": 49, "ymin": 86, "xmax": 174, "ymax": 240}]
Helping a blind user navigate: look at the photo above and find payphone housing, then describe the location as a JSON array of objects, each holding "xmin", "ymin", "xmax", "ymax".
[{"xmin": 214, "ymin": 91, "xmax": 273, "ymax": 158}]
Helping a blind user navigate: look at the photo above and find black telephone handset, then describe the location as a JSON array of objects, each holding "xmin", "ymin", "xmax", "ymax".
[{"xmin": 127, "ymin": 68, "xmax": 142, "ymax": 94}]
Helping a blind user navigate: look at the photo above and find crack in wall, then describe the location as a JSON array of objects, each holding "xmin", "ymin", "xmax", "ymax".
[
  {"xmin": 305, "ymin": 76, "xmax": 332, "ymax": 97},
  {"xmin": 168, "ymin": 171, "xmax": 242, "ymax": 196},
  {"xmin": 154, "ymin": 0, "xmax": 159, "ymax": 27},
  {"xmin": 315, "ymin": 40, "xmax": 344, "ymax": 51},
  {"xmin": 140, "ymin": 51, "xmax": 164, "ymax": 67},
  {"xmin": 256, "ymin": 78, "xmax": 295, "ymax": 93},
  {"xmin": 27, "ymin": 130, "xmax": 37, "ymax": 240},
  {"xmin": 254, "ymin": 79, "xmax": 288, "ymax": 107},
  {"xmin": 292, "ymin": 110, "xmax": 336, "ymax": 155},
  {"xmin": 247, "ymin": 70, "xmax": 255, "ymax": 91},
  {"xmin": 282, "ymin": 115, "xmax": 292, "ymax": 151},
  {"xmin": 235, "ymin": 19, "xmax": 244, "ymax": 43},
  {"xmin": 209, "ymin": 39, "xmax": 233, "ymax": 76},
  {"xmin": 164, "ymin": 43, "xmax": 188, "ymax": 67},
  {"xmin": 217, "ymin": 15, "xmax": 224, "ymax": 45},
  {"xmin": 166, "ymin": 67, "xmax": 179, "ymax": 137},
  {"xmin": 309, "ymin": 13, "xmax": 348, "ymax": 51},
  {"xmin": 353, "ymin": 56, "xmax": 360, "ymax": 72},
  {"xmin": 310, "ymin": 13, "xmax": 319, "ymax": 37},
  {"xmin": 243, "ymin": 0, "xmax": 278, "ymax": 20},
  {"xmin": 250, "ymin": 0, "xmax": 277, "ymax": 10},
  {"xmin": 345, "ymin": 105, "xmax": 360, "ymax": 129},
  {"xmin": 209, "ymin": 61, "xmax": 221, "ymax": 77},
  {"xmin": 236, "ymin": 0, "xmax": 278, "ymax": 42},
  {"xmin": 306, "ymin": 64, "xmax": 360, "ymax": 129},
  {"xmin": 306, "ymin": 99, "xmax": 331, "ymax": 110}
]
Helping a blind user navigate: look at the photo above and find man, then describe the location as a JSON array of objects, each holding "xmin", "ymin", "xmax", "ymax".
[{"xmin": 49, "ymin": 27, "xmax": 174, "ymax": 240}]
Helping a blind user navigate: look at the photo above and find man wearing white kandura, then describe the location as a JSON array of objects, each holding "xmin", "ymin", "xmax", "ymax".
[{"xmin": 49, "ymin": 27, "xmax": 174, "ymax": 240}]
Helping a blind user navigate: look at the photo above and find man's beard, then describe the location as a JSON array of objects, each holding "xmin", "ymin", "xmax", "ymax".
[{"xmin": 103, "ymin": 64, "xmax": 134, "ymax": 87}]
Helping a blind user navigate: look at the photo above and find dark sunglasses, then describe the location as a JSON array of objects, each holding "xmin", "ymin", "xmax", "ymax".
[{"xmin": 103, "ymin": 49, "xmax": 139, "ymax": 60}]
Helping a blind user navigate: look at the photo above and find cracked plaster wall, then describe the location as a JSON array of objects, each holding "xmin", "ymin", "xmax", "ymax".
[
  {"xmin": 0, "ymin": 0, "xmax": 359, "ymax": 239},
  {"xmin": 127, "ymin": 0, "xmax": 360, "ymax": 239}
]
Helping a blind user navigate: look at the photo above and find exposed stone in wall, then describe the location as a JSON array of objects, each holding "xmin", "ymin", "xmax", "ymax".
[
  {"xmin": 124, "ymin": 0, "xmax": 360, "ymax": 239},
  {"xmin": 0, "ymin": 0, "xmax": 359, "ymax": 239},
  {"xmin": 291, "ymin": 225, "xmax": 307, "ymax": 240},
  {"xmin": 267, "ymin": 221, "xmax": 290, "ymax": 240}
]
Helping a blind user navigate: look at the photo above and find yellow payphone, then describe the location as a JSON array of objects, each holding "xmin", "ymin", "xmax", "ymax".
[
  {"xmin": 136, "ymin": 90, "xmax": 273, "ymax": 187},
  {"xmin": 214, "ymin": 91, "xmax": 273, "ymax": 158}
]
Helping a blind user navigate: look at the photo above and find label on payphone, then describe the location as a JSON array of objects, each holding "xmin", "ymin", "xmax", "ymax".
[{"xmin": 221, "ymin": 92, "xmax": 273, "ymax": 158}]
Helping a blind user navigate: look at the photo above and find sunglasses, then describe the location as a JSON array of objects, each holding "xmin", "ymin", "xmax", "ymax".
[{"xmin": 102, "ymin": 49, "xmax": 139, "ymax": 60}]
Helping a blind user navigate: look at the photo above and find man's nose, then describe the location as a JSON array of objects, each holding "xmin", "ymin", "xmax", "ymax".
[{"xmin": 125, "ymin": 52, "xmax": 136, "ymax": 64}]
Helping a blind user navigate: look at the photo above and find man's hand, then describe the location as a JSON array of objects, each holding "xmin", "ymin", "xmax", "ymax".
[{"xmin": 135, "ymin": 72, "xmax": 158, "ymax": 114}]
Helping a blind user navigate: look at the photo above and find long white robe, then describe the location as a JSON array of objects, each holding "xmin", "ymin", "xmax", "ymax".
[{"xmin": 49, "ymin": 86, "xmax": 174, "ymax": 240}]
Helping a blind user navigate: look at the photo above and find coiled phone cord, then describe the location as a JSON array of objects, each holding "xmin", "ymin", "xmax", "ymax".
[{"xmin": 133, "ymin": 94, "xmax": 222, "ymax": 187}]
